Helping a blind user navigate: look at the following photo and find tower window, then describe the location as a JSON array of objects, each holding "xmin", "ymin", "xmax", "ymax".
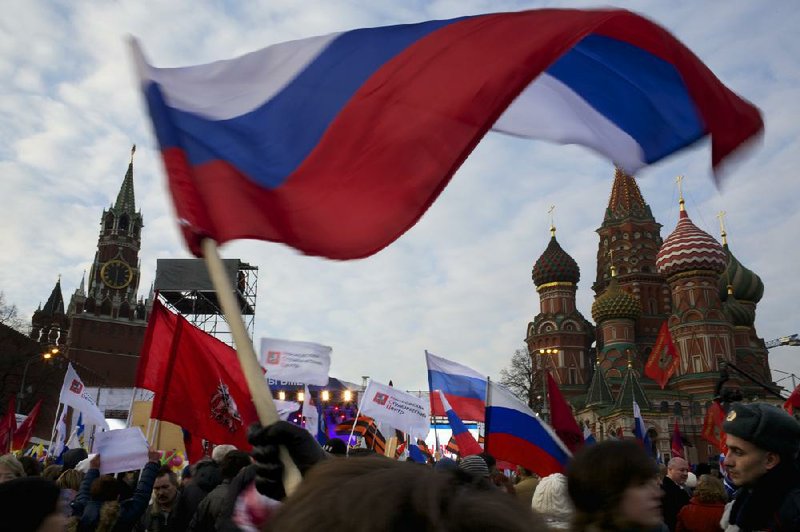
[
  {"xmin": 569, "ymin": 367, "xmax": 578, "ymax": 384},
  {"xmin": 118, "ymin": 214, "xmax": 129, "ymax": 232}
]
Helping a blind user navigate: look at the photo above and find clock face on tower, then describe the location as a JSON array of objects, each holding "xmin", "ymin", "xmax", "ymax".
[{"xmin": 100, "ymin": 259, "xmax": 133, "ymax": 289}]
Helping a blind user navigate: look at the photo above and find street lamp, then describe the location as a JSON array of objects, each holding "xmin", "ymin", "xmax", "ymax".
[
  {"xmin": 536, "ymin": 347, "xmax": 560, "ymax": 422},
  {"xmin": 17, "ymin": 346, "xmax": 59, "ymax": 413}
]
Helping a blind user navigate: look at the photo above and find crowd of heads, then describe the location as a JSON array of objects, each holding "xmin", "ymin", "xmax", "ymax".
[{"xmin": 0, "ymin": 400, "xmax": 797, "ymax": 531}]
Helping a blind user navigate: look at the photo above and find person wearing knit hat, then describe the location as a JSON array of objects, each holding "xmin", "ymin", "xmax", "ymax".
[
  {"xmin": 720, "ymin": 402, "xmax": 800, "ymax": 531},
  {"xmin": 531, "ymin": 473, "xmax": 574, "ymax": 529},
  {"xmin": 458, "ymin": 455, "xmax": 490, "ymax": 478}
]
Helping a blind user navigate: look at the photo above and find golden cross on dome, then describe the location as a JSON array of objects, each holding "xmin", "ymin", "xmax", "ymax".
[
  {"xmin": 717, "ymin": 211, "xmax": 728, "ymax": 245},
  {"xmin": 607, "ymin": 249, "xmax": 616, "ymax": 277},
  {"xmin": 548, "ymin": 204, "xmax": 556, "ymax": 237},
  {"xmin": 676, "ymin": 175, "xmax": 685, "ymax": 211}
]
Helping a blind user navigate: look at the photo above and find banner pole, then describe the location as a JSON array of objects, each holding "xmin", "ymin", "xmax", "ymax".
[
  {"xmin": 47, "ymin": 402, "xmax": 63, "ymax": 453},
  {"xmin": 201, "ymin": 238, "xmax": 301, "ymax": 493}
]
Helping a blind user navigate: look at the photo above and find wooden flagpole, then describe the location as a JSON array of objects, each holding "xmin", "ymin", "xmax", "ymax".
[{"xmin": 201, "ymin": 238, "xmax": 301, "ymax": 494}]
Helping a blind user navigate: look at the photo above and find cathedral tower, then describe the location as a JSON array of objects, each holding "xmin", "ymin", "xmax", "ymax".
[
  {"xmin": 594, "ymin": 168, "xmax": 671, "ymax": 366},
  {"xmin": 527, "ymin": 221, "xmax": 594, "ymax": 400},
  {"xmin": 655, "ymin": 183, "xmax": 733, "ymax": 397}
]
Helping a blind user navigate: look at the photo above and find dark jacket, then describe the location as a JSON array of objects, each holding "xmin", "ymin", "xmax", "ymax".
[
  {"xmin": 71, "ymin": 461, "xmax": 160, "ymax": 532},
  {"xmin": 661, "ymin": 476, "xmax": 691, "ymax": 532},
  {"xmin": 676, "ymin": 497, "xmax": 725, "ymax": 532},
  {"xmin": 188, "ymin": 479, "xmax": 231, "ymax": 531},
  {"xmin": 169, "ymin": 460, "xmax": 221, "ymax": 532},
  {"xmin": 135, "ymin": 499, "xmax": 178, "ymax": 532},
  {"xmin": 721, "ymin": 462, "xmax": 800, "ymax": 531}
]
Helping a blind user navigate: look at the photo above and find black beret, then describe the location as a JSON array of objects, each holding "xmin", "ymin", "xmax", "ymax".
[{"xmin": 723, "ymin": 402, "xmax": 800, "ymax": 456}]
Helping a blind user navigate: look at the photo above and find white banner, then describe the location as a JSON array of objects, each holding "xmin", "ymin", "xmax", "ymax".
[
  {"xmin": 59, "ymin": 364, "xmax": 110, "ymax": 429},
  {"xmin": 259, "ymin": 338, "xmax": 331, "ymax": 386},
  {"xmin": 359, "ymin": 380, "xmax": 429, "ymax": 440},
  {"xmin": 93, "ymin": 427, "xmax": 149, "ymax": 475}
]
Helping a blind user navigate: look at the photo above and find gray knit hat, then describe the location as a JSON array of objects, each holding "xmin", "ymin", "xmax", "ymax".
[
  {"xmin": 723, "ymin": 402, "xmax": 800, "ymax": 456},
  {"xmin": 458, "ymin": 455, "xmax": 489, "ymax": 478}
]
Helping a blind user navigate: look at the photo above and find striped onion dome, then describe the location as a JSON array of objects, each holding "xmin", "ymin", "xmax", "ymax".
[
  {"xmin": 592, "ymin": 277, "xmax": 641, "ymax": 322},
  {"xmin": 719, "ymin": 244, "xmax": 764, "ymax": 303},
  {"xmin": 532, "ymin": 234, "xmax": 580, "ymax": 286},
  {"xmin": 656, "ymin": 209, "xmax": 726, "ymax": 277}
]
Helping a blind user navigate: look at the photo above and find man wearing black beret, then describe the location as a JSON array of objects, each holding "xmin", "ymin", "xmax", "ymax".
[{"xmin": 720, "ymin": 402, "xmax": 800, "ymax": 531}]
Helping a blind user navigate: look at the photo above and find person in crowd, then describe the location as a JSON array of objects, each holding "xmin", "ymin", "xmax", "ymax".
[
  {"xmin": 180, "ymin": 464, "xmax": 192, "ymax": 488},
  {"xmin": 685, "ymin": 472, "xmax": 697, "ymax": 494},
  {"xmin": 0, "ymin": 453, "xmax": 25, "ymax": 482},
  {"xmin": 212, "ymin": 444, "xmax": 237, "ymax": 463},
  {"xmin": 62, "ymin": 448, "xmax": 89, "ymax": 472},
  {"xmin": 43, "ymin": 464, "xmax": 64, "ymax": 482},
  {"xmin": 20, "ymin": 455, "xmax": 43, "ymax": 477},
  {"xmin": 458, "ymin": 454, "xmax": 490, "ymax": 478},
  {"xmin": 170, "ymin": 458, "xmax": 222, "ymax": 531},
  {"xmin": 675, "ymin": 474, "xmax": 727, "ymax": 532},
  {"xmin": 568, "ymin": 439, "xmax": 667, "ymax": 531},
  {"xmin": 514, "ymin": 466, "xmax": 539, "ymax": 505},
  {"xmin": 189, "ymin": 450, "xmax": 252, "ymax": 531},
  {"xmin": 69, "ymin": 450, "xmax": 161, "ymax": 531},
  {"xmin": 56, "ymin": 468, "xmax": 84, "ymax": 515},
  {"xmin": 0, "ymin": 476, "xmax": 67, "ymax": 532},
  {"xmin": 491, "ymin": 469, "xmax": 517, "ymax": 495},
  {"xmin": 263, "ymin": 455, "xmax": 547, "ymax": 531},
  {"xmin": 662, "ymin": 457, "xmax": 691, "ymax": 531},
  {"xmin": 720, "ymin": 402, "xmax": 800, "ymax": 531},
  {"xmin": 532, "ymin": 472, "xmax": 573, "ymax": 529},
  {"xmin": 137, "ymin": 467, "xmax": 179, "ymax": 532},
  {"xmin": 216, "ymin": 464, "xmax": 258, "ymax": 532}
]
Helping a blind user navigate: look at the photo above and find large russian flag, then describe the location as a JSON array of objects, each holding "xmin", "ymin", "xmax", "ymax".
[
  {"xmin": 132, "ymin": 8, "xmax": 762, "ymax": 260},
  {"xmin": 485, "ymin": 380, "xmax": 571, "ymax": 477},
  {"xmin": 426, "ymin": 351, "xmax": 486, "ymax": 422}
]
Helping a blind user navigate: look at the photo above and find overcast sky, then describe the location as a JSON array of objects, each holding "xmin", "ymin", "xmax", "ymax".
[{"xmin": 1, "ymin": 0, "xmax": 798, "ymax": 395}]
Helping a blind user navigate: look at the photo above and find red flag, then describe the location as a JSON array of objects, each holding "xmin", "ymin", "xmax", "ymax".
[
  {"xmin": 12, "ymin": 399, "xmax": 42, "ymax": 451},
  {"xmin": 136, "ymin": 300, "xmax": 258, "ymax": 451},
  {"xmin": 645, "ymin": 322, "xmax": 679, "ymax": 389},
  {"xmin": 671, "ymin": 419, "xmax": 684, "ymax": 459},
  {"xmin": 701, "ymin": 401, "xmax": 727, "ymax": 453},
  {"xmin": 784, "ymin": 384, "xmax": 800, "ymax": 415},
  {"xmin": 546, "ymin": 373, "xmax": 583, "ymax": 453},
  {"xmin": 0, "ymin": 396, "xmax": 17, "ymax": 453}
]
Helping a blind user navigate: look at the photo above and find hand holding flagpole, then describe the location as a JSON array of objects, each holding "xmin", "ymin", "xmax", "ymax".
[{"xmin": 201, "ymin": 238, "xmax": 301, "ymax": 494}]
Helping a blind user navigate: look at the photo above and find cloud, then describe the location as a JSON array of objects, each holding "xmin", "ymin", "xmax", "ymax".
[{"xmin": 1, "ymin": 0, "xmax": 798, "ymax": 395}]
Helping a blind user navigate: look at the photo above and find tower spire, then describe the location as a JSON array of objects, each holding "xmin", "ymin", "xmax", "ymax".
[{"xmin": 114, "ymin": 144, "xmax": 137, "ymax": 214}]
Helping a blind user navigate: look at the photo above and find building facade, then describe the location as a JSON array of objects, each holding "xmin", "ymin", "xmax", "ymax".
[{"xmin": 526, "ymin": 168, "xmax": 775, "ymax": 464}]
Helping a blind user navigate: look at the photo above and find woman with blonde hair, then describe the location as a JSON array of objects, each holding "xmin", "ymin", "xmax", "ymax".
[
  {"xmin": 0, "ymin": 454, "xmax": 25, "ymax": 483},
  {"xmin": 676, "ymin": 474, "xmax": 728, "ymax": 532}
]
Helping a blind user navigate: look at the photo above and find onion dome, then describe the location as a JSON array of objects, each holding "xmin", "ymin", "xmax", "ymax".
[
  {"xmin": 723, "ymin": 286, "xmax": 755, "ymax": 327},
  {"xmin": 656, "ymin": 204, "xmax": 726, "ymax": 278},
  {"xmin": 532, "ymin": 229, "xmax": 580, "ymax": 286},
  {"xmin": 592, "ymin": 276, "xmax": 641, "ymax": 322},
  {"xmin": 719, "ymin": 245, "xmax": 764, "ymax": 304}
]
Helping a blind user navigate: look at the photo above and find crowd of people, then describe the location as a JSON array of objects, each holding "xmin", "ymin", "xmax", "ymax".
[{"xmin": 0, "ymin": 401, "xmax": 798, "ymax": 531}]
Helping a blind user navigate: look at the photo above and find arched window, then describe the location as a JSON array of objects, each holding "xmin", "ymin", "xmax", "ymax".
[
  {"xmin": 118, "ymin": 214, "xmax": 129, "ymax": 232},
  {"xmin": 660, "ymin": 401, "xmax": 669, "ymax": 413},
  {"xmin": 104, "ymin": 213, "xmax": 114, "ymax": 231},
  {"xmin": 673, "ymin": 402, "xmax": 683, "ymax": 416}
]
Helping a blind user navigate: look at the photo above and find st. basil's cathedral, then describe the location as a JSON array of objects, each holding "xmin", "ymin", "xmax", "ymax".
[{"xmin": 526, "ymin": 167, "xmax": 774, "ymax": 464}]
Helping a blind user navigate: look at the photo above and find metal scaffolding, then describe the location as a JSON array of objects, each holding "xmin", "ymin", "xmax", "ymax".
[{"xmin": 154, "ymin": 258, "xmax": 258, "ymax": 346}]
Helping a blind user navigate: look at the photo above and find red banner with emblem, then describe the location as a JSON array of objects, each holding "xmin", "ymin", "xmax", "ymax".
[{"xmin": 645, "ymin": 321, "xmax": 679, "ymax": 389}]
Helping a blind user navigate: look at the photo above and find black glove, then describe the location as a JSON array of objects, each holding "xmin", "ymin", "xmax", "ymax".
[{"xmin": 247, "ymin": 421, "xmax": 327, "ymax": 497}]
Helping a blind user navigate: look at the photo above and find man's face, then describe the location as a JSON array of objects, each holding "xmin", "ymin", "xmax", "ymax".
[
  {"xmin": 723, "ymin": 434, "xmax": 777, "ymax": 487},
  {"xmin": 153, "ymin": 474, "xmax": 178, "ymax": 508},
  {"xmin": 667, "ymin": 458, "xmax": 689, "ymax": 486}
]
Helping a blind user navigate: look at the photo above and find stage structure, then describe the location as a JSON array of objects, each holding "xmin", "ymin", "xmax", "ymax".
[{"xmin": 154, "ymin": 259, "xmax": 258, "ymax": 345}]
